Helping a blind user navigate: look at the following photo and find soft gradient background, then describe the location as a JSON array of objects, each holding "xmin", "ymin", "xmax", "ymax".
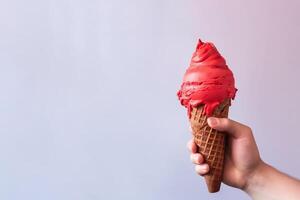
[{"xmin": 1, "ymin": 0, "xmax": 300, "ymax": 199}]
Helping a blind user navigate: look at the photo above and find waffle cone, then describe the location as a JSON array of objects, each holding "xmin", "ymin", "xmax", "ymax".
[{"xmin": 190, "ymin": 100, "xmax": 230, "ymax": 193}]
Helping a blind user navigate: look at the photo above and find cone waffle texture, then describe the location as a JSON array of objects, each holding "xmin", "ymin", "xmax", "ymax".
[{"xmin": 190, "ymin": 100, "xmax": 230, "ymax": 193}]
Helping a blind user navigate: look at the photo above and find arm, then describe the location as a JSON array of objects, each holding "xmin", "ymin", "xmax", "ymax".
[
  {"xmin": 187, "ymin": 117, "xmax": 300, "ymax": 200},
  {"xmin": 245, "ymin": 162, "xmax": 300, "ymax": 200}
]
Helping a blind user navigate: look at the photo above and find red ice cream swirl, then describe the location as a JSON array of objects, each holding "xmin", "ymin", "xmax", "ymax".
[{"xmin": 177, "ymin": 39, "xmax": 237, "ymax": 117}]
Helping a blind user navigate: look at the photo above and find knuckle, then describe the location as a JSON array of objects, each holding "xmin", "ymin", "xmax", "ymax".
[
  {"xmin": 195, "ymin": 165, "xmax": 209, "ymax": 176},
  {"xmin": 190, "ymin": 154, "xmax": 194, "ymax": 162},
  {"xmin": 193, "ymin": 154, "xmax": 200, "ymax": 164},
  {"xmin": 243, "ymin": 125, "xmax": 252, "ymax": 134},
  {"xmin": 190, "ymin": 154, "xmax": 198, "ymax": 163},
  {"xmin": 195, "ymin": 166, "xmax": 203, "ymax": 175}
]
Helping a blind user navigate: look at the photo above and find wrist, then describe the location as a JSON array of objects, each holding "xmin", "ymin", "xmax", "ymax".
[
  {"xmin": 243, "ymin": 161, "xmax": 300, "ymax": 200},
  {"xmin": 243, "ymin": 160, "xmax": 270, "ymax": 196}
]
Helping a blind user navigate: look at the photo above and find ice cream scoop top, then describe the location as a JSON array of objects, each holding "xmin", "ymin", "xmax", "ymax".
[{"xmin": 177, "ymin": 39, "xmax": 237, "ymax": 117}]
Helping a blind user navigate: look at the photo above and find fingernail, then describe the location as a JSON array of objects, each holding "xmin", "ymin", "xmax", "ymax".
[{"xmin": 207, "ymin": 117, "xmax": 218, "ymax": 126}]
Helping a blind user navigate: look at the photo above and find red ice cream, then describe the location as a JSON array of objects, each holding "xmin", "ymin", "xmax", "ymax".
[{"xmin": 177, "ymin": 39, "xmax": 237, "ymax": 117}]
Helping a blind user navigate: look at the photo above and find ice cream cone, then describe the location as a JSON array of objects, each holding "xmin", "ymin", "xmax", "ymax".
[
  {"xmin": 177, "ymin": 39, "xmax": 237, "ymax": 193},
  {"xmin": 190, "ymin": 99, "xmax": 230, "ymax": 193}
]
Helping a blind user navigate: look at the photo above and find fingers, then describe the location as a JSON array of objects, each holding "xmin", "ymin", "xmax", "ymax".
[
  {"xmin": 187, "ymin": 140, "xmax": 204, "ymax": 164},
  {"xmin": 187, "ymin": 139, "xmax": 197, "ymax": 153},
  {"xmin": 190, "ymin": 153, "xmax": 204, "ymax": 164},
  {"xmin": 207, "ymin": 117, "xmax": 251, "ymax": 138},
  {"xmin": 187, "ymin": 139, "xmax": 210, "ymax": 176},
  {"xmin": 195, "ymin": 164, "xmax": 210, "ymax": 175}
]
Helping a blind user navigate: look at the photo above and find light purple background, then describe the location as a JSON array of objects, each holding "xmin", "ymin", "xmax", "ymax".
[{"xmin": 1, "ymin": 0, "xmax": 300, "ymax": 199}]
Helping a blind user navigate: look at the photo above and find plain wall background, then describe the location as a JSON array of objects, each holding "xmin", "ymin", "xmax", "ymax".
[{"xmin": 1, "ymin": 0, "xmax": 300, "ymax": 199}]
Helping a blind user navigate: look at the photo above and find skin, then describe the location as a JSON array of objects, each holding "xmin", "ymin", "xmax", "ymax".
[{"xmin": 187, "ymin": 117, "xmax": 300, "ymax": 199}]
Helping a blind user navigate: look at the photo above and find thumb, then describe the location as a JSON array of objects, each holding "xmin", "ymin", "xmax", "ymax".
[{"xmin": 207, "ymin": 117, "xmax": 250, "ymax": 138}]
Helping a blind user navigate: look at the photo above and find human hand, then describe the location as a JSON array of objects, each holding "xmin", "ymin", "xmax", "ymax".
[{"xmin": 187, "ymin": 117, "xmax": 263, "ymax": 189}]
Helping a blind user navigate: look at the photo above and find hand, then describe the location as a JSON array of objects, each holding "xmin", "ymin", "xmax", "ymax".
[
  {"xmin": 187, "ymin": 117, "xmax": 263, "ymax": 189},
  {"xmin": 187, "ymin": 117, "xmax": 300, "ymax": 199}
]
